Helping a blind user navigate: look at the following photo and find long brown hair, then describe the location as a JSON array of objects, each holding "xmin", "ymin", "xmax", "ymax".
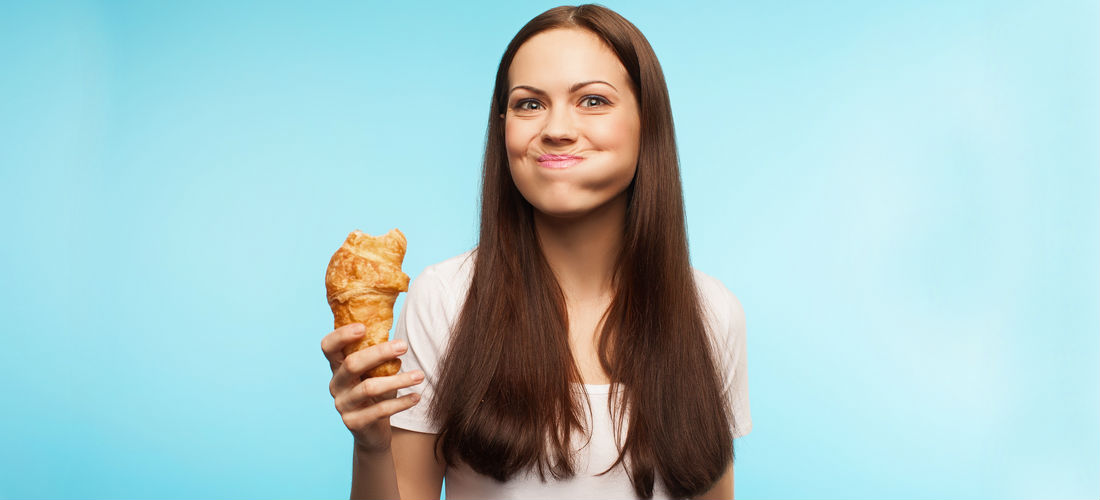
[{"xmin": 428, "ymin": 4, "xmax": 737, "ymax": 497}]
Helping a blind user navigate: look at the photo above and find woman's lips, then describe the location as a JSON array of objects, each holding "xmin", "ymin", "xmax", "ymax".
[{"xmin": 537, "ymin": 154, "xmax": 584, "ymax": 169}]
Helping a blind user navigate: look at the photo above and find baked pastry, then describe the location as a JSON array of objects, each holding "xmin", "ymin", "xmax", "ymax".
[{"xmin": 325, "ymin": 228, "xmax": 410, "ymax": 377}]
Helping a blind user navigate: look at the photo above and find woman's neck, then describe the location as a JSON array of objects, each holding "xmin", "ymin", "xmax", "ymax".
[{"xmin": 532, "ymin": 191, "xmax": 627, "ymax": 304}]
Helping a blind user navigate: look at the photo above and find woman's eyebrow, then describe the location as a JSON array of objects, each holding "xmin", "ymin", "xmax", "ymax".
[{"xmin": 509, "ymin": 80, "xmax": 617, "ymax": 96}]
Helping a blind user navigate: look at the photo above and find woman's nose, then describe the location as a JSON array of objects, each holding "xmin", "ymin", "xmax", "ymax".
[{"xmin": 540, "ymin": 106, "xmax": 577, "ymax": 143}]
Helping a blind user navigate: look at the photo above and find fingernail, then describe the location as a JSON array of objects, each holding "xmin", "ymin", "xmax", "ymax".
[
  {"xmin": 392, "ymin": 340, "xmax": 407, "ymax": 352},
  {"xmin": 410, "ymin": 371, "xmax": 424, "ymax": 382}
]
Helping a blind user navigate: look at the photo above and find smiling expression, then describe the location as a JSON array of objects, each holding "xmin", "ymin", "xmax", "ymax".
[{"xmin": 500, "ymin": 27, "xmax": 642, "ymax": 220}]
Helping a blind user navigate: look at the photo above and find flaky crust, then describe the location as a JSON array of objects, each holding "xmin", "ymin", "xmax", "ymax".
[{"xmin": 325, "ymin": 228, "xmax": 410, "ymax": 377}]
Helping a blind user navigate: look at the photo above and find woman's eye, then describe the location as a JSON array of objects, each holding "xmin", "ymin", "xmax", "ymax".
[
  {"xmin": 514, "ymin": 99, "xmax": 541, "ymax": 111},
  {"xmin": 581, "ymin": 95, "xmax": 610, "ymax": 107}
]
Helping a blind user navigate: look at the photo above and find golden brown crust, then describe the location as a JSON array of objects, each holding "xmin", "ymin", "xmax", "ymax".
[{"xmin": 325, "ymin": 228, "xmax": 410, "ymax": 378}]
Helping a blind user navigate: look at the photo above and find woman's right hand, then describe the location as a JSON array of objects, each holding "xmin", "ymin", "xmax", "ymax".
[{"xmin": 321, "ymin": 323, "xmax": 424, "ymax": 453}]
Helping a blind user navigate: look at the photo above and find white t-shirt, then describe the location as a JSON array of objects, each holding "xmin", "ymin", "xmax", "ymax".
[{"xmin": 390, "ymin": 249, "xmax": 752, "ymax": 500}]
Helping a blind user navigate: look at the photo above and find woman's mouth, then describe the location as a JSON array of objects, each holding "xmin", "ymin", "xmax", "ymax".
[{"xmin": 537, "ymin": 154, "xmax": 584, "ymax": 169}]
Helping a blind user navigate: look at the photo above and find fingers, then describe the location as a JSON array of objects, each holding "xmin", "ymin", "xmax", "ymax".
[
  {"xmin": 340, "ymin": 392, "xmax": 422, "ymax": 429},
  {"xmin": 334, "ymin": 370, "xmax": 425, "ymax": 414},
  {"xmin": 321, "ymin": 323, "xmax": 366, "ymax": 372},
  {"xmin": 334, "ymin": 338, "xmax": 407, "ymax": 385}
]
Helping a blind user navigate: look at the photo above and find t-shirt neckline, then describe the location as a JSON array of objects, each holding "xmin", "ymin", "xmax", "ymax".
[{"xmin": 575, "ymin": 382, "xmax": 611, "ymax": 394}]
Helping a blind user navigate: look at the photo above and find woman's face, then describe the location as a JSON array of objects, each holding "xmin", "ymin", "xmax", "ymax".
[{"xmin": 501, "ymin": 28, "xmax": 641, "ymax": 220}]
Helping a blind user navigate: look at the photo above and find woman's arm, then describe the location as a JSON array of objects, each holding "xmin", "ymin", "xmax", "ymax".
[
  {"xmin": 392, "ymin": 428, "xmax": 446, "ymax": 499},
  {"xmin": 350, "ymin": 445, "xmax": 400, "ymax": 499},
  {"xmin": 693, "ymin": 462, "xmax": 733, "ymax": 500},
  {"xmin": 349, "ymin": 428, "xmax": 443, "ymax": 500}
]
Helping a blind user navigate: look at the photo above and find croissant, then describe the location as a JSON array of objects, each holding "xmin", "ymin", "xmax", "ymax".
[{"xmin": 325, "ymin": 228, "xmax": 411, "ymax": 377}]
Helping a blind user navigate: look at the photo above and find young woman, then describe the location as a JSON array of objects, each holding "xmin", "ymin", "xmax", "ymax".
[{"xmin": 320, "ymin": 4, "xmax": 751, "ymax": 499}]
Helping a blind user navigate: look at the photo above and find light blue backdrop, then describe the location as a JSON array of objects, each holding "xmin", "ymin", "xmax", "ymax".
[{"xmin": 1, "ymin": 1, "xmax": 1096, "ymax": 498}]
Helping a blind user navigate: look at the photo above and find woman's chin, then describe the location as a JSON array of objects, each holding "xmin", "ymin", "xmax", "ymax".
[
  {"xmin": 531, "ymin": 204, "xmax": 591, "ymax": 221},
  {"xmin": 529, "ymin": 192, "xmax": 627, "ymax": 223}
]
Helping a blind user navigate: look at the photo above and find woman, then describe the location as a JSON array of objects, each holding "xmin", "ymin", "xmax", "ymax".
[{"xmin": 320, "ymin": 4, "xmax": 751, "ymax": 499}]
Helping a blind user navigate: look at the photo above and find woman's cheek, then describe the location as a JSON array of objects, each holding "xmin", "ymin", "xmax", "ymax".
[
  {"xmin": 602, "ymin": 116, "xmax": 640, "ymax": 150},
  {"xmin": 585, "ymin": 121, "xmax": 618, "ymax": 147}
]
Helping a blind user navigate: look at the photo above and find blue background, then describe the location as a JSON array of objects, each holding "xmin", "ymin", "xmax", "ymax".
[{"xmin": 1, "ymin": 1, "xmax": 1097, "ymax": 498}]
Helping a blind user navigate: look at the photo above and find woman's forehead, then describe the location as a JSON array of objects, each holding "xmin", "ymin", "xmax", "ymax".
[{"xmin": 508, "ymin": 28, "xmax": 629, "ymax": 92}]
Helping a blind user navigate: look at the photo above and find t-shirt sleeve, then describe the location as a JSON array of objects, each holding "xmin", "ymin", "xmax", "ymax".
[
  {"xmin": 389, "ymin": 266, "xmax": 449, "ymax": 434},
  {"xmin": 723, "ymin": 288, "xmax": 752, "ymax": 439}
]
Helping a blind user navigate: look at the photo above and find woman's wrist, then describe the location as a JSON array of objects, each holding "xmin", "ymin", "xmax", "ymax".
[
  {"xmin": 354, "ymin": 439, "xmax": 392, "ymax": 457},
  {"xmin": 350, "ymin": 440, "xmax": 399, "ymax": 500}
]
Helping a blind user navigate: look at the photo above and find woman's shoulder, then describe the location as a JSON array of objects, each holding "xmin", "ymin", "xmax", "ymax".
[
  {"xmin": 691, "ymin": 266, "xmax": 746, "ymax": 337},
  {"xmin": 409, "ymin": 247, "xmax": 477, "ymax": 304},
  {"xmin": 422, "ymin": 247, "xmax": 476, "ymax": 282}
]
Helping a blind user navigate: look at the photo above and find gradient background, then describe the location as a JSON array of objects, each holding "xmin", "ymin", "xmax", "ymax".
[{"xmin": 1, "ymin": 1, "xmax": 1097, "ymax": 499}]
